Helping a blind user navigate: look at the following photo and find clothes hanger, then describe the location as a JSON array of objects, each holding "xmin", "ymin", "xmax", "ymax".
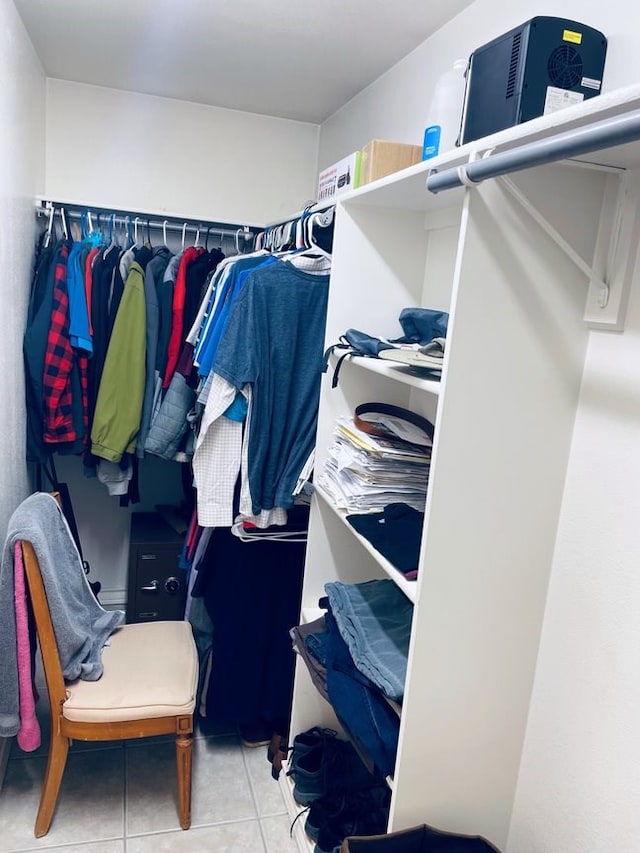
[
  {"xmin": 235, "ymin": 226, "xmax": 254, "ymax": 254},
  {"xmin": 44, "ymin": 203, "xmax": 55, "ymax": 248},
  {"xmin": 284, "ymin": 211, "xmax": 332, "ymax": 268},
  {"xmin": 194, "ymin": 226, "xmax": 200, "ymax": 247},
  {"xmin": 146, "ymin": 219, "xmax": 152, "ymax": 247},
  {"xmin": 205, "ymin": 225, "xmax": 212, "ymax": 251},
  {"xmin": 103, "ymin": 213, "xmax": 117, "ymax": 259},
  {"xmin": 305, "ymin": 212, "xmax": 315, "ymax": 248},
  {"xmin": 125, "ymin": 216, "xmax": 134, "ymax": 249},
  {"xmin": 310, "ymin": 207, "xmax": 335, "ymax": 254},
  {"xmin": 181, "ymin": 222, "xmax": 187, "ymax": 251},
  {"xmin": 230, "ymin": 518, "xmax": 308, "ymax": 543},
  {"xmin": 282, "ymin": 220, "xmax": 296, "ymax": 250},
  {"xmin": 85, "ymin": 209, "xmax": 102, "ymax": 247},
  {"xmin": 133, "ymin": 217, "xmax": 140, "ymax": 246},
  {"xmin": 162, "ymin": 220, "xmax": 168, "ymax": 247},
  {"xmin": 60, "ymin": 207, "xmax": 69, "ymax": 240}
]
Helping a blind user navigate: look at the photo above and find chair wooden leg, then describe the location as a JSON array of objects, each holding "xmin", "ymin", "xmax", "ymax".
[
  {"xmin": 35, "ymin": 727, "xmax": 70, "ymax": 837},
  {"xmin": 176, "ymin": 732, "xmax": 193, "ymax": 830}
]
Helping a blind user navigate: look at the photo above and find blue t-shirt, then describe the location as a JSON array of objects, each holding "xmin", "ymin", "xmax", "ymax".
[
  {"xmin": 196, "ymin": 255, "xmax": 273, "ymax": 378},
  {"xmin": 212, "ymin": 260, "xmax": 330, "ymax": 513},
  {"xmin": 66, "ymin": 242, "xmax": 93, "ymax": 353}
]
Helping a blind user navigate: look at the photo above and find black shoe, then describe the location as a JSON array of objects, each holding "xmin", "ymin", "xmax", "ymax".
[
  {"xmin": 287, "ymin": 726, "xmax": 338, "ymax": 803},
  {"xmin": 322, "ymin": 737, "xmax": 383, "ymax": 797},
  {"xmin": 305, "ymin": 793, "xmax": 348, "ymax": 842},
  {"xmin": 313, "ymin": 785, "xmax": 391, "ymax": 853}
]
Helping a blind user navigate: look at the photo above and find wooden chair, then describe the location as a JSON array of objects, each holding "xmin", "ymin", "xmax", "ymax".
[{"xmin": 20, "ymin": 539, "xmax": 198, "ymax": 838}]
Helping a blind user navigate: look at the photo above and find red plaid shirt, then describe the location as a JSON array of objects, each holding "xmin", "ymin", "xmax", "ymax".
[
  {"xmin": 43, "ymin": 243, "xmax": 76, "ymax": 444},
  {"xmin": 78, "ymin": 352, "xmax": 89, "ymax": 446}
]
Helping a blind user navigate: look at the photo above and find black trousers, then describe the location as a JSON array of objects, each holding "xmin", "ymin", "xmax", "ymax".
[{"xmin": 196, "ymin": 515, "xmax": 307, "ymax": 735}]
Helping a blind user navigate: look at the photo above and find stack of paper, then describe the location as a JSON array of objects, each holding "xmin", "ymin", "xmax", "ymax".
[{"xmin": 318, "ymin": 417, "xmax": 431, "ymax": 513}]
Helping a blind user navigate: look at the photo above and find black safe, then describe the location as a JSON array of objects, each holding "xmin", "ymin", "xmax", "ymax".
[{"xmin": 126, "ymin": 512, "xmax": 187, "ymax": 623}]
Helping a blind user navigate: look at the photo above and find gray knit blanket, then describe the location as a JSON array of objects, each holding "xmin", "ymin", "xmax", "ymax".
[{"xmin": 0, "ymin": 493, "xmax": 124, "ymax": 738}]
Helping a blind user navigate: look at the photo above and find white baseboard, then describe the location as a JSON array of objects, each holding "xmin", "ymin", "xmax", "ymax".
[{"xmin": 97, "ymin": 588, "xmax": 126, "ymax": 611}]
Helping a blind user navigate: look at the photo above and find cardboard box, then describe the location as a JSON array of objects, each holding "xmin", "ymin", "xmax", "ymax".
[
  {"xmin": 317, "ymin": 151, "xmax": 361, "ymax": 203},
  {"xmin": 359, "ymin": 139, "xmax": 422, "ymax": 186}
]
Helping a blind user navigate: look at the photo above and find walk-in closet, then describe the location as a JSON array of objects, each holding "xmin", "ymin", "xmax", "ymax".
[{"xmin": 2, "ymin": 2, "xmax": 640, "ymax": 853}]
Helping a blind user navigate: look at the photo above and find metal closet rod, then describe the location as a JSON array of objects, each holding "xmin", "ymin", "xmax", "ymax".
[
  {"xmin": 427, "ymin": 107, "xmax": 640, "ymax": 194},
  {"xmin": 36, "ymin": 199, "xmax": 258, "ymax": 239}
]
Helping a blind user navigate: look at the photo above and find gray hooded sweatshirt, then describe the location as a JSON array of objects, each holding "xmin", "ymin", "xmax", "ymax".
[{"xmin": 0, "ymin": 493, "xmax": 124, "ymax": 738}]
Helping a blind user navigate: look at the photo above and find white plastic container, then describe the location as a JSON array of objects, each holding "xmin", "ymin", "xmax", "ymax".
[{"xmin": 422, "ymin": 59, "xmax": 468, "ymax": 160}]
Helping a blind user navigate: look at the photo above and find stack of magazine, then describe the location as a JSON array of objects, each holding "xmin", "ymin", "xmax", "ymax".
[{"xmin": 318, "ymin": 416, "xmax": 431, "ymax": 513}]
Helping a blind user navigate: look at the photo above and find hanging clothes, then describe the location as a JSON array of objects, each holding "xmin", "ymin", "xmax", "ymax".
[
  {"xmin": 25, "ymin": 207, "xmax": 258, "ymax": 508},
  {"xmin": 163, "ymin": 246, "xmax": 203, "ymax": 389},
  {"xmin": 90, "ymin": 261, "xmax": 147, "ymax": 462},
  {"xmin": 137, "ymin": 245, "xmax": 173, "ymax": 457},
  {"xmin": 191, "ymin": 505, "xmax": 309, "ymax": 735},
  {"xmin": 193, "ymin": 257, "xmax": 330, "ymax": 526},
  {"xmin": 24, "ymin": 235, "xmax": 62, "ymax": 464},
  {"xmin": 42, "ymin": 240, "xmax": 76, "ymax": 446}
]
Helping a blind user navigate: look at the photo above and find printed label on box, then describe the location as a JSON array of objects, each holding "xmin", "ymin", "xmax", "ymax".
[
  {"xmin": 317, "ymin": 152, "xmax": 360, "ymax": 202},
  {"xmin": 543, "ymin": 86, "xmax": 584, "ymax": 116}
]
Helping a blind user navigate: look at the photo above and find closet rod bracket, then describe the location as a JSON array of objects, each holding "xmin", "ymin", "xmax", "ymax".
[
  {"xmin": 496, "ymin": 175, "xmax": 608, "ymax": 295},
  {"xmin": 583, "ymin": 169, "xmax": 640, "ymax": 330}
]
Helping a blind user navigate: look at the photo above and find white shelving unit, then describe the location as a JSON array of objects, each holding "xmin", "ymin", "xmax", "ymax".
[{"xmin": 285, "ymin": 87, "xmax": 640, "ymax": 852}]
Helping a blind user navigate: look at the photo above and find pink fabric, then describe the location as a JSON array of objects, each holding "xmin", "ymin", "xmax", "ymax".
[{"xmin": 14, "ymin": 542, "xmax": 41, "ymax": 752}]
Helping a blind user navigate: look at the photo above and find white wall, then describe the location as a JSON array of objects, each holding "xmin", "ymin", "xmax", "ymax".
[
  {"xmin": 46, "ymin": 79, "xmax": 320, "ymax": 225},
  {"xmin": 0, "ymin": 0, "xmax": 45, "ymax": 534},
  {"xmin": 319, "ymin": 0, "xmax": 635, "ymax": 167},
  {"xmin": 318, "ymin": 2, "xmax": 640, "ymax": 851},
  {"xmin": 42, "ymin": 78, "xmax": 320, "ymax": 605},
  {"xmin": 508, "ymin": 279, "xmax": 640, "ymax": 853},
  {"xmin": 0, "ymin": 0, "xmax": 45, "ymax": 788}
]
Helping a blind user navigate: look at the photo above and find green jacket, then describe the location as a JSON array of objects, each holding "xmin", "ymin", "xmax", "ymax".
[{"xmin": 91, "ymin": 261, "xmax": 146, "ymax": 462}]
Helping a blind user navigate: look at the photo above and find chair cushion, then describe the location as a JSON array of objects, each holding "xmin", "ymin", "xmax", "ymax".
[{"xmin": 62, "ymin": 621, "xmax": 198, "ymax": 723}]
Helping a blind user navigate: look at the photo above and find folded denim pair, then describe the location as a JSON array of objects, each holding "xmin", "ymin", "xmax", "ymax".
[{"xmin": 324, "ymin": 579, "xmax": 413, "ymax": 703}]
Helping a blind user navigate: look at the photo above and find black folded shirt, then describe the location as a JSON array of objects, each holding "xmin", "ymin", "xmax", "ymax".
[{"xmin": 346, "ymin": 503, "xmax": 424, "ymax": 575}]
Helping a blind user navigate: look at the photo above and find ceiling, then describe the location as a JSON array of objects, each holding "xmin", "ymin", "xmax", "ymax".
[{"xmin": 15, "ymin": 0, "xmax": 475, "ymax": 124}]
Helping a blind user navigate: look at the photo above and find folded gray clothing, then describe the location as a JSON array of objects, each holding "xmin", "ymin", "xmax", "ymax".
[
  {"xmin": 0, "ymin": 493, "xmax": 124, "ymax": 738},
  {"xmin": 378, "ymin": 337, "xmax": 445, "ymax": 369},
  {"xmin": 324, "ymin": 579, "xmax": 413, "ymax": 703},
  {"xmin": 419, "ymin": 336, "xmax": 445, "ymax": 357},
  {"xmin": 290, "ymin": 617, "xmax": 329, "ymax": 702}
]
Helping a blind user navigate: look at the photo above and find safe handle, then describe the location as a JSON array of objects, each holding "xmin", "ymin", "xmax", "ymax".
[{"xmin": 140, "ymin": 579, "xmax": 159, "ymax": 592}]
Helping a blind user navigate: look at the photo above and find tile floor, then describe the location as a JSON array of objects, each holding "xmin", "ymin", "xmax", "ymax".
[{"xmin": 0, "ymin": 680, "xmax": 299, "ymax": 853}]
